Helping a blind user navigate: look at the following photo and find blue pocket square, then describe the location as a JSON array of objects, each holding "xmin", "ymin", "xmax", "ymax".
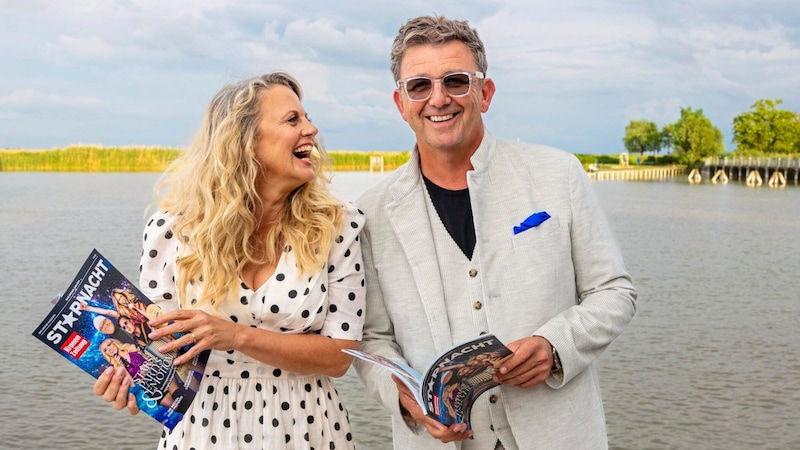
[{"xmin": 513, "ymin": 211, "xmax": 551, "ymax": 235}]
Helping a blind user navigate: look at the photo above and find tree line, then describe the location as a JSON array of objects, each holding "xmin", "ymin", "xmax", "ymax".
[{"xmin": 623, "ymin": 99, "xmax": 800, "ymax": 166}]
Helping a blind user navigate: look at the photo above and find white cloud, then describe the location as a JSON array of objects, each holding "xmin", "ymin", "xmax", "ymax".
[
  {"xmin": 0, "ymin": 89, "xmax": 103, "ymax": 106},
  {"xmin": 624, "ymin": 98, "xmax": 686, "ymax": 126},
  {"xmin": 54, "ymin": 35, "xmax": 116, "ymax": 59},
  {"xmin": 0, "ymin": 0, "xmax": 798, "ymax": 152}
]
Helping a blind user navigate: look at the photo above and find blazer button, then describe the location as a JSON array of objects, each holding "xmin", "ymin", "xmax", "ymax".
[
  {"xmin": 473, "ymin": 301, "xmax": 482, "ymax": 310},
  {"xmin": 489, "ymin": 394, "xmax": 498, "ymax": 403},
  {"xmin": 468, "ymin": 268, "xmax": 478, "ymax": 277}
]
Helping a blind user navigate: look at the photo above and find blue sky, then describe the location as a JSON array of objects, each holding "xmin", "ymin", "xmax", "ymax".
[{"xmin": 2, "ymin": 0, "xmax": 798, "ymax": 154}]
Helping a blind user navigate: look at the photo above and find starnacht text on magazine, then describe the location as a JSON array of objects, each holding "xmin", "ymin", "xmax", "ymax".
[{"xmin": 46, "ymin": 258, "xmax": 110, "ymax": 345}]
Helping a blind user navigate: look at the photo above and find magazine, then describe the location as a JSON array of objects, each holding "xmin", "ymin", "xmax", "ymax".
[
  {"xmin": 32, "ymin": 249, "xmax": 209, "ymax": 430},
  {"xmin": 345, "ymin": 334, "xmax": 512, "ymax": 429}
]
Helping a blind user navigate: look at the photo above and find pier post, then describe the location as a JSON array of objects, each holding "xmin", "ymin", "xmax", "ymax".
[{"xmin": 369, "ymin": 156, "xmax": 384, "ymax": 174}]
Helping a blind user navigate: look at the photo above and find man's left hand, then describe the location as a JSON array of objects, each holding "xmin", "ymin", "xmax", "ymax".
[{"xmin": 494, "ymin": 336, "xmax": 553, "ymax": 388}]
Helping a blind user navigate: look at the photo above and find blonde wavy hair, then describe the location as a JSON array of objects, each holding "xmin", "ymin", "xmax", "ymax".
[
  {"xmin": 155, "ymin": 72, "xmax": 343, "ymax": 310},
  {"xmin": 100, "ymin": 338, "xmax": 139, "ymax": 369}
]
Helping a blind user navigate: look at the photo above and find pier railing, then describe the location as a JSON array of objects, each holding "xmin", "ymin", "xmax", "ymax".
[
  {"xmin": 701, "ymin": 156, "xmax": 800, "ymax": 186},
  {"xmin": 704, "ymin": 156, "xmax": 800, "ymax": 169}
]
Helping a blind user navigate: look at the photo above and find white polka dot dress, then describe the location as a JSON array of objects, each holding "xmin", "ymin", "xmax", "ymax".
[{"xmin": 139, "ymin": 203, "xmax": 366, "ymax": 450}]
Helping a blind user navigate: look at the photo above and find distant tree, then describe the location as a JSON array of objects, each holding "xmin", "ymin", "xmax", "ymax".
[
  {"xmin": 666, "ymin": 107, "xmax": 725, "ymax": 166},
  {"xmin": 623, "ymin": 120, "xmax": 662, "ymax": 158},
  {"xmin": 732, "ymin": 99, "xmax": 800, "ymax": 155},
  {"xmin": 659, "ymin": 127, "xmax": 673, "ymax": 154}
]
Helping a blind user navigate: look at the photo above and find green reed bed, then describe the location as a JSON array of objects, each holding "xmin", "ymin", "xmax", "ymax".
[
  {"xmin": 0, "ymin": 146, "xmax": 183, "ymax": 172},
  {"xmin": 327, "ymin": 151, "xmax": 410, "ymax": 171},
  {"xmin": 0, "ymin": 147, "xmax": 411, "ymax": 172}
]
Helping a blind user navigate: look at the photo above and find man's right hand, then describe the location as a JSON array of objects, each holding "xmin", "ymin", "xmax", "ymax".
[{"xmin": 392, "ymin": 375, "xmax": 473, "ymax": 443}]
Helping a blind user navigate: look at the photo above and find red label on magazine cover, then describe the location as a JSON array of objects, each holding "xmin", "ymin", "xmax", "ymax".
[{"xmin": 32, "ymin": 249, "xmax": 209, "ymax": 430}]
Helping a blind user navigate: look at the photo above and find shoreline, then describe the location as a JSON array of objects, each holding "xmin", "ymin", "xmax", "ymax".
[
  {"xmin": 0, "ymin": 146, "xmax": 682, "ymax": 174},
  {"xmin": 0, "ymin": 147, "xmax": 411, "ymax": 172}
]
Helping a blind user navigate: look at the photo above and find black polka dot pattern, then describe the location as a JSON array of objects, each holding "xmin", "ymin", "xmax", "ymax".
[{"xmin": 139, "ymin": 204, "xmax": 364, "ymax": 449}]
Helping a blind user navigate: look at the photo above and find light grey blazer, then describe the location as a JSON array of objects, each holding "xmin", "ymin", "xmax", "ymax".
[{"xmin": 355, "ymin": 132, "xmax": 637, "ymax": 449}]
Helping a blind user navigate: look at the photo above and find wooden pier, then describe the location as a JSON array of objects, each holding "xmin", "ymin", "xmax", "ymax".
[
  {"xmin": 588, "ymin": 166, "xmax": 686, "ymax": 181},
  {"xmin": 701, "ymin": 157, "xmax": 800, "ymax": 187},
  {"xmin": 369, "ymin": 156, "xmax": 384, "ymax": 174}
]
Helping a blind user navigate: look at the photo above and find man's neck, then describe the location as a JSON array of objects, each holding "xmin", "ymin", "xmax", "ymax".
[
  {"xmin": 416, "ymin": 126, "xmax": 485, "ymax": 190},
  {"xmin": 418, "ymin": 149, "xmax": 473, "ymax": 190}
]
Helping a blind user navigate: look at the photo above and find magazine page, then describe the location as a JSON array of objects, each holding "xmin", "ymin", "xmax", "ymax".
[
  {"xmin": 421, "ymin": 334, "xmax": 512, "ymax": 428},
  {"xmin": 343, "ymin": 349, "xmax": 427, "ymax": 409},
  {"xmin": 32, "ymin": 249, "xmax": 209, "ymax": 430}
]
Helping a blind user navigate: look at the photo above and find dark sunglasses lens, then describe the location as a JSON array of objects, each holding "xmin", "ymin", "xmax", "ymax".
[
  {"xmin": 443, "ymin": 74, "xmax": 471, "ymax": 95},
  {"xmin": 405, "ymin": 78, "xmax": 432, "ymax": 99}
]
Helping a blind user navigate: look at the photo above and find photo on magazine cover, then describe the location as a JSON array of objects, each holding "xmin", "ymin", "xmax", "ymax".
[
  {"xmin": 345, "ymin": 333, "xmax": 512, "ymax": 430},
  {"xmin": 423, "ymin": 340, "xmax": 513, "ymax": 427},
  {"xmin": 32, "ymin": 249, "xmax": 209, "ymax": 430}
]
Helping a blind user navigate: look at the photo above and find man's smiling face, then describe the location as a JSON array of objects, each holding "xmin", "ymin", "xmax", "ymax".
[{"xmin": 393, "ymin": 40, "xmax": 495, "ymax": 157}]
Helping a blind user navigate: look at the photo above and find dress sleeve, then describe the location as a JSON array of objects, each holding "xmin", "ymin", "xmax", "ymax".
[
  {"xmin": 320, "ymin": 201, "xmax": 366, "ymax": 341},
  {"xmin": 138, "ymin": 210, "xmax": 181, "ymax": 313}
]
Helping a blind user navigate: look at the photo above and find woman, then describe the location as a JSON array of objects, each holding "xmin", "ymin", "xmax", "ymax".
[
  {"xmin": 94, "ymin": 72, "xmax": 365, "ymax": 449},
  {"xmin": 118, "ymin": 316, "xmax": 152, "ymax": 348},
  {"xmin": 99, "ymin": 338, "xmax": 193, "ymax": 413},
  {"xmin": 109, "ymin": 288, "xmax": 149, "ymax": 324},
  {"xmin": 99, "ymin": 338, "xmax": 147, "ymax": 378},
  {"xmin": 80, "ymin": 288, "xmax": 152, "ymax": 333}
]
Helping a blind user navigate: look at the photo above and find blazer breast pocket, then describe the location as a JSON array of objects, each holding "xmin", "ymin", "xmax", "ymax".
[
  {"xmin": 510, "ymin": 214, "xmax": 562, "ymax": 252},
  {"xmin": 503, "ymin": 215, "xmax": 567, "ymax": 315}
]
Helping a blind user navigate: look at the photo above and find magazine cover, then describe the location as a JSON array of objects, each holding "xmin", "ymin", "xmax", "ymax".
[
  {"xmin": 32, "ymin": 249, "xmax": 209, "ymax": 430},
  {"xmin": 422, "ymin": 334, "xmax": 512, "ymax": 427},
  {"xmin": 345, "ymin": 333, "xmax": 512, "ymax": 429}
]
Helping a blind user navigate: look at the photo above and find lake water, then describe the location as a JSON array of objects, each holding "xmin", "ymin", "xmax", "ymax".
[{"xmin": 1, "ymin": 171, "xmax": 798, "ymax": 450}]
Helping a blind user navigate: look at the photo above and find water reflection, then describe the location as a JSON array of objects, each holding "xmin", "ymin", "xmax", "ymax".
[{"xmin": 2, "ymin": 173, "xmax": 799, "ymax": 449}]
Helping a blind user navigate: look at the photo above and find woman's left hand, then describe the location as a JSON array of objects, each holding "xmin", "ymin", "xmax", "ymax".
[{"xmin": 148, "ymin": 309, "xmax": 240, "ymax": 365}]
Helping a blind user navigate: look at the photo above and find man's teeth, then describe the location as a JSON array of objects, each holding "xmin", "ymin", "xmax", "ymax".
[{"xmin": 429, "ymin": 114, "xmax": 454, "ymax": 122}]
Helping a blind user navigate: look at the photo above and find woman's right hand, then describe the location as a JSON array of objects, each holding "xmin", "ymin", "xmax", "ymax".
[{"xmin": 93, "ymin": 366, "xmax": 140, "ymax": 415}]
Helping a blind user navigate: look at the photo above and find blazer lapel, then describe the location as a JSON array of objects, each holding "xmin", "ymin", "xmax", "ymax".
[{"xmin": 384, "ymin": 159, "xmax": 453, "ymax": 355}]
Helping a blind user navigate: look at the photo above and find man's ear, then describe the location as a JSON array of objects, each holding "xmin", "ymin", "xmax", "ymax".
[
  {"xmin": 480, "ymin": 77, "xmax": 496, "ymax": 113},
  {"xmin": 393, "ymin": 89, "xmax": 406, "ymax": 117}
]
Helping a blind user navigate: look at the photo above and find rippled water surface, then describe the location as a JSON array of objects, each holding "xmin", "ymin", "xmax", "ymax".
[{"xmin": 1, "ymin": 172, "xmax": 798, "ymax": 449}]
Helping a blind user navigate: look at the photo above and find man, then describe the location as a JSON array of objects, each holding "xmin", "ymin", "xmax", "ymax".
[
  {"xmin": 354, "ymin": 15, "xmax": 637, "ymax": 449},
  {"xmin": 92, "ymin": 315, "xmax": 139, "ymax": 346}
]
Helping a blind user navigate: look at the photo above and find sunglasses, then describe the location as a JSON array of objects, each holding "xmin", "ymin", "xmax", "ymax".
[{"xmin": 396, "ymin": 71, "xmax": 485, "ymax": 102}]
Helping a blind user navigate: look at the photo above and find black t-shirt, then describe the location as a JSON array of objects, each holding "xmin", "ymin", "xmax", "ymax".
[{"xmin": 423, "ymin": 175, "xmax": 476, "ymax": 260}]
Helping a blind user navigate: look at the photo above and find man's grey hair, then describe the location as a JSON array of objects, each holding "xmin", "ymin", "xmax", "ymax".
[{"xmin": 390, "ymin": 15, "xmax": 488, "ymax": 82}]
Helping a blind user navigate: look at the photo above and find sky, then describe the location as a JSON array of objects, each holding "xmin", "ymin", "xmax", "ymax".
[{"xmin": 2, "ymin": 0, "xmax": 798, "ymax": 154}]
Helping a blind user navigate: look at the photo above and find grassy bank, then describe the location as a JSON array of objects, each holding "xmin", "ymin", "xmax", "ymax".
[
  {"xmin": 0, "ymin": 145, "xmax": 685, "ymax": 173},
  {"xmin": 0, "ymin": 146, "xmax": 182, "ymax": 172},
  {"xmin": 0, "ymin": 146, "xmax": 411, "ymax": 172},
  {"xmin": 327, "ymin": 150, "xmax": 410, "ymax": 171}
]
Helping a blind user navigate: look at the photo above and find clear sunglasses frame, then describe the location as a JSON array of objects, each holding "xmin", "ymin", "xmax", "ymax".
[{"xmin": 396, "ymin": 71, "xmax": 485, "ymax": 102}]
